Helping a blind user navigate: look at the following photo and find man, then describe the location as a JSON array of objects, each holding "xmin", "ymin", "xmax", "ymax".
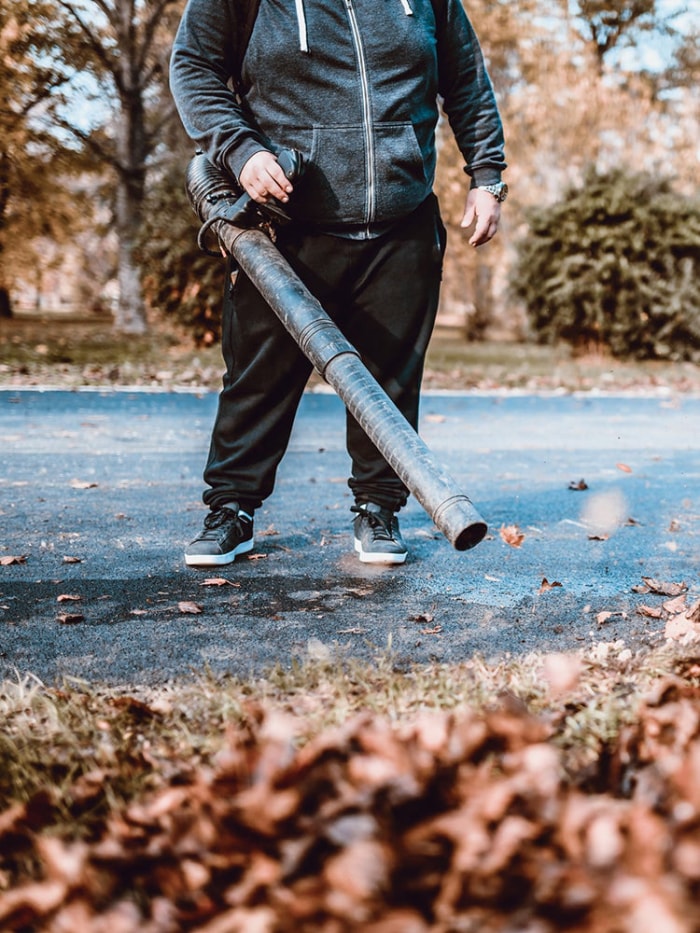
[{"xmin": 170, "ymin": 0, "xmax": 506, "ymax": 567}]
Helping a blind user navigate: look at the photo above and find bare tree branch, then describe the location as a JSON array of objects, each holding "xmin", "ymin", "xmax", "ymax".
[
  {"xmin": 145, "ymin": 100, "xmax": 178, "ymax": 149},
  {"xmin": 54, "ymin": 0, "xmax": 122, "ymax": 87},
  {"xmin": 136, "ymin": 0, "xmax": 178, "ymax": 74},
  {"xmin": 54, "ymin": 116, "xmax": 124, "ymax": 173}
]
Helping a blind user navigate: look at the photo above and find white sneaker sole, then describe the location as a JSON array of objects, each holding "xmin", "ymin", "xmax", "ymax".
[
  {"xmin": 184, "ymin": 537, "xmax": 255, "ymax": 567},
  {"xmin": 354, "ymin": 538, "xmax": 407, "ymax": 565}
]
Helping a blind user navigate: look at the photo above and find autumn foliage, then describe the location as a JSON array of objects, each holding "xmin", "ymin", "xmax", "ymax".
[{"xmin": 2, "ymin": 667, "xmax": 700, "ymax": 932}]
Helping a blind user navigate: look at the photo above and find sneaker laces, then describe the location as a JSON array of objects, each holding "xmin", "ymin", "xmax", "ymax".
[
  {"xmin": 201, "ymin": 507, "xmax": 246, "ymax": 536},
  {"xmin": 351, "ymin": 505, "xmax": 395, "ymax": 542}
]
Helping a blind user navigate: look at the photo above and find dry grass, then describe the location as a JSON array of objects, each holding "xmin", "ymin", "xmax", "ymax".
[
  {"xmin": 2, "ymin": 315, "xmax": 700, "ymax": 393},
  {"xmin": 2, "ymin": 640, "xmax": 697, "ymax": 838}
]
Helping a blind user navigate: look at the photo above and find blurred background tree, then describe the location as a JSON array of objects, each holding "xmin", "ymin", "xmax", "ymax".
[
  {"xmin": 52, "ymin": 0, "xmax": 183, "ymax": 333},
  {"xmin": 0, "ymin": 0, "xmax": 94, "ymax": 318},
  {"xmin": 139, "ymin": 127, "xmax": 226, "ymax": 346}
]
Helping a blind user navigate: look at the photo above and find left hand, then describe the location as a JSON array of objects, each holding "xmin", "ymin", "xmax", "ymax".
[{"xmin": 460, "ymin": 188, "xmax": 502, "ymax": 247}]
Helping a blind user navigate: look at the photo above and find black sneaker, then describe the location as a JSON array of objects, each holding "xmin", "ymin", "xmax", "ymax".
[
  {"xmin": 184, "ymin": 505, "xmax": 254, "ymax": 567},
  {"xmin": 351, "ymin": 502, "xmax": 407, "ymax": 565}
]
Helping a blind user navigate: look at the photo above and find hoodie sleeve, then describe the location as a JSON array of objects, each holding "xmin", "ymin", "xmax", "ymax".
[
  {"xmin": 435, "ymin": 0, "xmax": 507, "ymax": 187},
  {"xmin": 169, "ymin": 0, "xmax": 271, "ymax": 182}
]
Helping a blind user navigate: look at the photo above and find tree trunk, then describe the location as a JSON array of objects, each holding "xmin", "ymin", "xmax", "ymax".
[
  {"xmin": 113, "ymin": 177, "xmax": 147, "ymax": 334},
  {"xmin": 0, "ymin": 286, "xmax": 11, "ymax": 318},
  {"xmin": 112, "ymin": 97, "xmax": 148, "ymax": 333},
  {"xmin": 110, "ymin": 0, "xmax": 149, "ymax": 335},
  {"xmin": 0, "ymin": 152, "xmax": 12, "ymax": 318},
  {"xmin": 114, "ymin": 242, "xmax": 146, "ymax": 333}
]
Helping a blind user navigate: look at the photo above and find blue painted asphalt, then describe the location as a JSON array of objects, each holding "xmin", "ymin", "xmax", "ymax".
[{"xmin": 1, "ymin": 388, "xmax": 698, "ymax": 684}]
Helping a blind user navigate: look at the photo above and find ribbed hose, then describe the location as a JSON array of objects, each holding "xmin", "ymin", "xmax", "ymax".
[{"xmin": 185, "ymin": 154, "xmax": 487, "ymax": 550}]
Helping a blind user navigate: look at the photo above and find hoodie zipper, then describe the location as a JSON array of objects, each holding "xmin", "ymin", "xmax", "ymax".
[
  {"xmin": 294, "ymin": 0, "xmax": 309, "ymax": 52},
  {"xmin": 344, "ymin": 0, "xmax": 375, "ymax": 227}
]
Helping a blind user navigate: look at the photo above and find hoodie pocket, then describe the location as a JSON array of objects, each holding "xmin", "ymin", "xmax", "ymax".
[
  {"xmin": 290, "ymin": 124, "xmax": 367, "ymax": 225},
  {"xmin": 288, "ymin": 122, "xmax": 430, "ymax": 226},
  {"xmin": 373, "ymin": 121, "xmax": 429, "ymax": 218}
]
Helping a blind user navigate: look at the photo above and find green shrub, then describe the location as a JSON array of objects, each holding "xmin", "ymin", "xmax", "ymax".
[
  {"xmin": 140, "ymin": 161, "xmax": 227, "ymax": 347},
  {"xmin": 511, "ymin": 169, "xmax": 700, "ymax": 360}
]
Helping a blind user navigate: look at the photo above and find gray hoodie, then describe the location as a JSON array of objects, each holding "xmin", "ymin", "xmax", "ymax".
[{"xmin": 170, "ymin": 0, "xmax": 506, "ymax": 229}]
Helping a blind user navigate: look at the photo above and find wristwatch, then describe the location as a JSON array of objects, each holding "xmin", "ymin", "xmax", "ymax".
[{"xmin": 477, "ymin": 182, "xmax": 508, "ymax": 203}]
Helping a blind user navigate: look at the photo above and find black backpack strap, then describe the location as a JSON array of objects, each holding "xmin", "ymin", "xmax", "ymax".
[
  {"xmin": 230, "ymin": 0, "xmax": 261, "ymax": 89},
  {"xmin": 430, "ymin": 0, "xmax": 446, "ymax": 31}
]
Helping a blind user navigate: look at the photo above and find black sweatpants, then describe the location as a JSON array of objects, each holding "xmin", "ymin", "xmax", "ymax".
[{"xmin": 202, "ymin": 194, "xmax": 447, "ymax": 515}]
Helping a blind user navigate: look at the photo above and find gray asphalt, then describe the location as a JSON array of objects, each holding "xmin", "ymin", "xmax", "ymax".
[{"xmin": 1, "ymin": 387, "xmax": 698, "ymax": 686}]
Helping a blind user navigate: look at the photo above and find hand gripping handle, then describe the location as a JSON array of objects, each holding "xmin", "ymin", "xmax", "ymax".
[{"xmin": 195, "ymin": 148, "xmax": 305, "ymax": 255}]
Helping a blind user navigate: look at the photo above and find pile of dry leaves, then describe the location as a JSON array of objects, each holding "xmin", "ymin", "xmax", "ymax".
[{"xmin": 2, "ymin": 667, "xmax": 700, "ymax": 932}]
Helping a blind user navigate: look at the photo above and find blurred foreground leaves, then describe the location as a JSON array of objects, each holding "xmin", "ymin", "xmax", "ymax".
[{"xmin": 1, "ymin": 648, "xmax": 700, "ymax": 931}]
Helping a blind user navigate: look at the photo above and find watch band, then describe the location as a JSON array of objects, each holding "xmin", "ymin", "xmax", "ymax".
[{"xmin": 477, "ymin": 182, "xmax": 508, "ymax": 203}]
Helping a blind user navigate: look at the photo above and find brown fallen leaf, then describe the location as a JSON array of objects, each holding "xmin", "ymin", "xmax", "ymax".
[
  {"xmin": 62, "ymin": 556, "xmax": 83, "ymax": 564},
  {"xmin": 246, "ymin": 553, "xmax": 268, "ymax": 560},
  {"xmin": 409, "ymin": 612, "xmax": 435, "ymax": 624},
  {"xmin": 108, "ymin": 695, "xmax": 159, "ymax": 718},
  {"xmin": 57, "ymin": 594, "xmax": 81, "ymax": 603},
  {"xmin": 687, "ymin": 599, "xmax": 700, "ymax": 624},
  {"xmin": 641, "ymin": 577, "xmax": 687, "ymax": 597},
  {"xmin": 539, "ymin": 578, "xmax": 563, "ymax": 593},
  {"xmin": 57, "ymin": 613, "xmax": 85, "ymax": 624},
  {"xmin": 665, "ymin": 610, "xmax": 700, "ymax": 641},
  {"xmin": 542, "ymin": 653, "xmax": 581, "ymax": 695},
  {"xmin": 568, "ymin": 479, "xmax": 589, "ymax": 491},
  {"xmin": 178, "ymin": 601, "xmax": 203, "ymax": 614},
  {"xmin": 597, "ymin": 611, "xmax": 613, "ymax": 626},
  {"xmin": 421, "ymin": 625, "xmax": 442, "ymax": 635},
  {"xmin": 70, "ymin": 479, "xmax": 99, "ymax": 489},
  {"xmin": 663, "ymin": 595, "xmax": 687, "ymax": 615},
  {"xmin": 636, "ymin": 605, "xmax": 664, "ymax": 619},
  {"xmin": 68, "ymin": 770, "xmax": 111, "ymax": 807},
  {"xmin": 500, "ymin": 524, "xmax": 525, "ymax": 548},
  {"xmin": 0, "ymin": 879, "xmax": 68, "ymax": 924},
  {"xmin": 588, "ymin": 533, "xmax": 609, "ymax": 541},
  {"xmin": 199, "ymin": 577, "xmax": 241, "ymax": 587},
  {"xmin": 0, "ymin": 555, "xmax": 27, "ymax": 565},
  {"xmin": 616, "ymin": 463, "xmax": 633, "ymax": 473},
  {"xmin": 257, "ymin": 525, "xmax": 280, "ymax": 537}
]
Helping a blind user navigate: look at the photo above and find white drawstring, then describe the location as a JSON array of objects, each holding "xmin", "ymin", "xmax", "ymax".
[
  {"xmin": 399, "ymin": 0, "xmax": 413, "ymax": 13},
  {"xmin": 295, "ymin": 0, "xmax": 309, "ymax": 52}
]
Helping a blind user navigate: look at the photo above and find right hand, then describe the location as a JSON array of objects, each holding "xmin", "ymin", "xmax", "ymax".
[{"xmin": 239, "ymin": 151, "xmax": 293, "ymax": 205}]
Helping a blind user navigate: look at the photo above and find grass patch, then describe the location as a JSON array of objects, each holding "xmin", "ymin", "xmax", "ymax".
[
  {"xmin": 2, "ymin": 641, "xmax": 696, "ymax": 835},
  {"xmin": 424, "ymin": 330, "xmax": 700, "ymax": 393},
  {"xmin": 0, "ymin": 316, "xmax": 176, "ymax": 367},
  {"xmin": 2, "ymin": 315, "xmax": 700, "ymax": 392}
]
